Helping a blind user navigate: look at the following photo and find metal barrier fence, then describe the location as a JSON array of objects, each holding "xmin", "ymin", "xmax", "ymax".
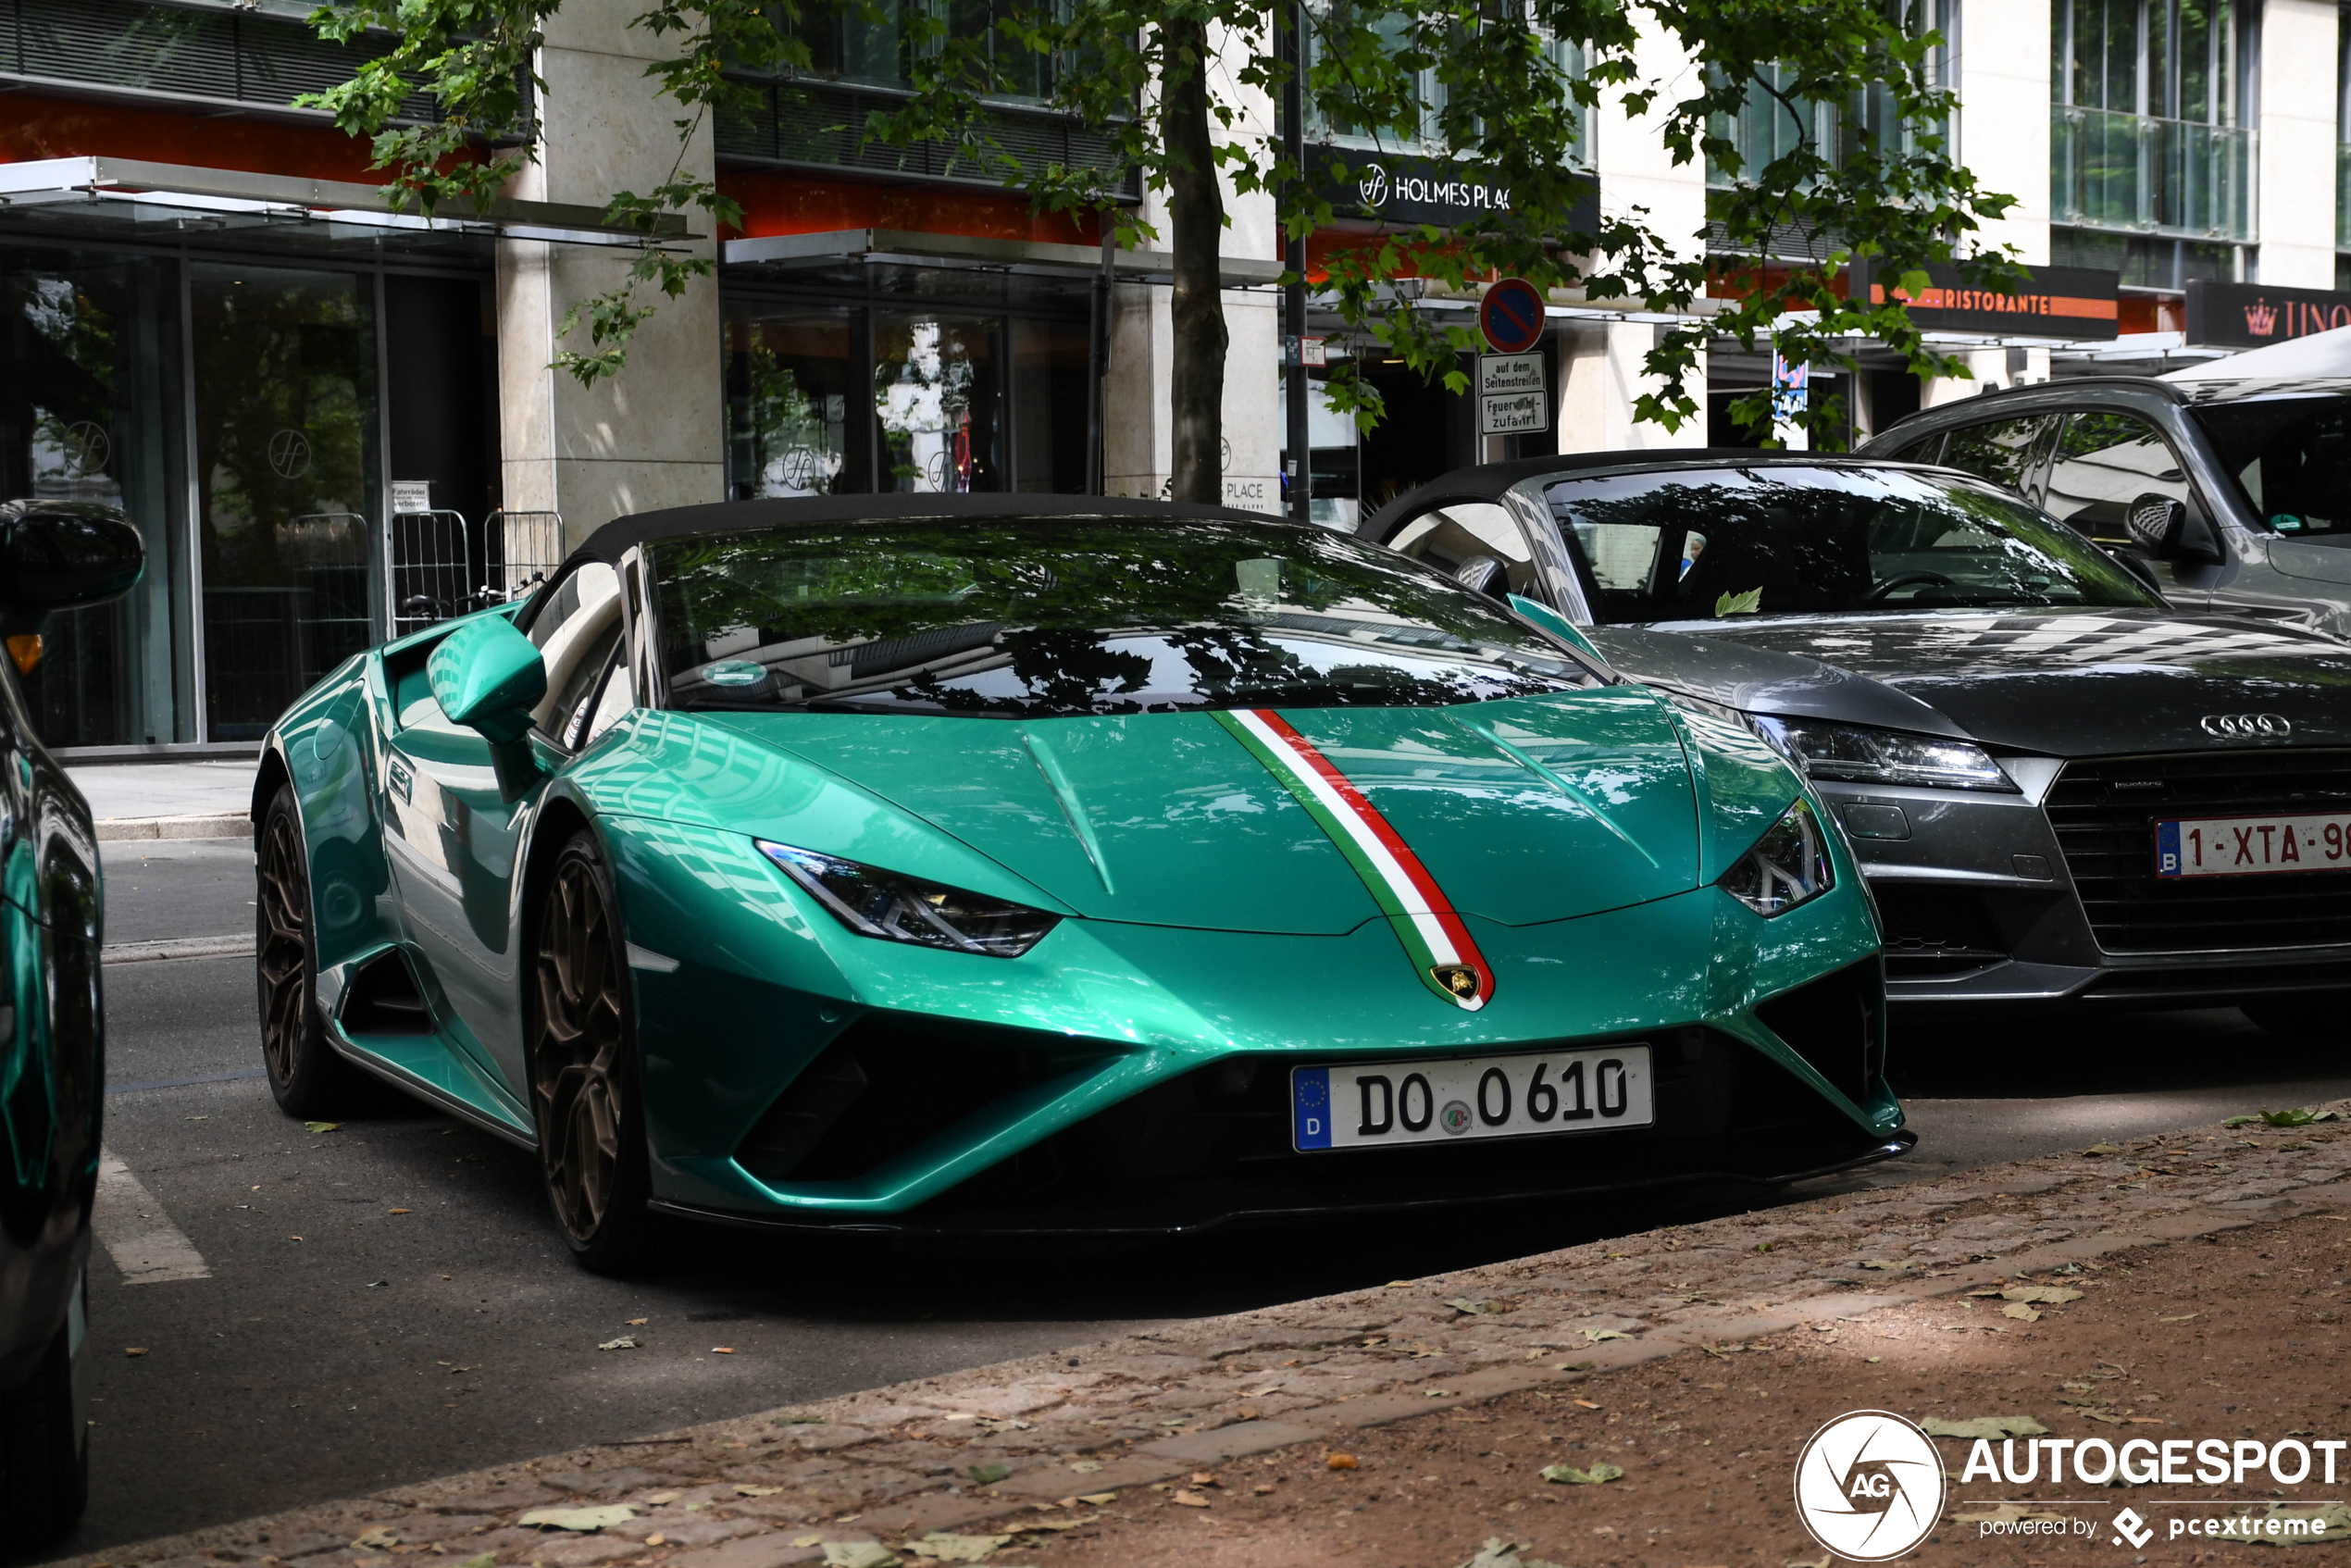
[
  {"xmin": 491, "ymin": 510, "xmax": 566, "ymax": 604},
  {"xmin": 386, "ymin": 509, "xmax": 472, "ymax": 640}
]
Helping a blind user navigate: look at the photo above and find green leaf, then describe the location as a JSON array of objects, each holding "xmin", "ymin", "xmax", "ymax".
[
  {"xmin": 305, "ymin": 1121, "xmax": 338, "ymax": 1134},
  {"xmin": 2220, "ymin": 1115, "xmax": 2258, "ymax": 1128},
  {"xmin": 2260, "ymin": 1108, "xmax": 2338, "ymax": 1126},
  {"xmin": 1714, "ymin": 588, "xmax": 1763, "ymax": 616},
  {"xmin": 1540, "ymin": 1461, "xmax": 1623, "ymax": 1485},
  {"xmin": 968, "ymin": 1463, "xmax": 1012, "ymax": 1486}
]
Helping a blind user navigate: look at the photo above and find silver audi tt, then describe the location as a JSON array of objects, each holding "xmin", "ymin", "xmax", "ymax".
[{"xmin": 1363, "ymin": 451, "xmax": 2351, "ymax": 1032}]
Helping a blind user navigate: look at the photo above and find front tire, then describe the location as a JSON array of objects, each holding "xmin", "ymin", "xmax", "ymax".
[
  {"xmin": 0, "ymin": 1284, "xmax": 88, "ymax": 1552},
  {"xmin": 529, "ymin": 830, "xmax": 658, "ymax": 1275},
  {"xmin": 257, "ymin": 786, "xmax": 374, "ymax": 1116}
]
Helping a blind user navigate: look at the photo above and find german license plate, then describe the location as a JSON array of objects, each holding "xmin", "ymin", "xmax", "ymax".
[
  {"xmin": 1291, "ymin": 1046, "xmax": 1654, "ymax": 1151},
  {"xmin": 2155, "ymin": 813, "xmax": 2351, "ymax": 878}
]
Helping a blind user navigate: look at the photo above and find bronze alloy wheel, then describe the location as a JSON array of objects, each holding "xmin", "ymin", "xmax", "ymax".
[
  {"xmin": 530, "ymin": 833, "xmax": 653, "ymax": 1266},
  {"xmin": 256, "ymin": 803, "xmax": 311, "ymax": 1088}
]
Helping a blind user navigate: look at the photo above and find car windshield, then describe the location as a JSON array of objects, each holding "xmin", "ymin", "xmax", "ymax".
[
  {"xmin": 1543, "ymin": 465, "xmax": 2161, "ymax": 624},
  {"xmin": 2191, "ymin": 392, "xmax": 2351, "ymax": 543},
  {"xmin": 649, "ymin": 517, "xmax": 1603, "ymax": 717}
]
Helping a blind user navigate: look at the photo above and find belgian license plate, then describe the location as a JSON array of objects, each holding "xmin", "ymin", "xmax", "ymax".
[
  {"xmin": 1291, "ymin": 1046, "xmax": 1654, "ymax": 1151},
  {"xmin": 2155, "ymin": 813, "xmax": 2351, "ymax": 878}
]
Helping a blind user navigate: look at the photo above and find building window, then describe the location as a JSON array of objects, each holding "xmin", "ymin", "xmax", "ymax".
[
  {"xmin": 787, "ymin": 0, "xmax": 1063, "ymax": 101},
  {"xmin": 1303, "ymin": 8, "xmax": 1589, "ymax": 169},
  {"xmin": 2050, "ymin": 0, "xmax": 2256, "ymax": 243},
  {"xmin": 1705, "ymin": 0, "xmax": 1952, "ymax": 193}
]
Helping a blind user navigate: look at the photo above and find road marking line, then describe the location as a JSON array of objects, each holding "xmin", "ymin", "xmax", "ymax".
[{"xmin": 93, "ymin": 1152, "xmax": 211, "ymax": 1284}]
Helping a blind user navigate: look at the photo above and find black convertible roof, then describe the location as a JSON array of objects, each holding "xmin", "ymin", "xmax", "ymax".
[{"xmin": 572, "ymin": 492, "xmax": 1287, "ymax": 565}]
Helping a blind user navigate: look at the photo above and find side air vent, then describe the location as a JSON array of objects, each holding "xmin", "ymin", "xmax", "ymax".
[
  {"xmin": 1753, "ymin": 958, "xmax": 1885, "ymax": 1107},
  {"xmin": 339, "ymin": 950, "xmax": 434, "ymax": 1037}
]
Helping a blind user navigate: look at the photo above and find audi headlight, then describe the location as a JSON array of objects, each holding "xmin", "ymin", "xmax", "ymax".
[
  {"xmin": 1719, "ymin": 800, "xmax": 1835, "ymax": 917},
  {"xmin": 1753, "ymin": 717, "xmax": 2014, "ymax": 792},
  {"xmin": 759, "ymin": 842, "xmax": 1060, "ymax": 958}
]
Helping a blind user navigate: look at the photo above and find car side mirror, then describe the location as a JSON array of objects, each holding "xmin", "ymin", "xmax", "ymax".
[
  {"xmin": 2125, "ymin": 492, "xmax": 2224, "ymax": 566},
  {"xmin": 428, "ymin": 616, "xmax": 546, "ymax": 744},
  {"xmin": 1453, "ymin": 554, "xmax": 1508, "ymax": 597},
  {"xmin": 0, "ymin": 500, "xmax": 143, "ymax": 616}
]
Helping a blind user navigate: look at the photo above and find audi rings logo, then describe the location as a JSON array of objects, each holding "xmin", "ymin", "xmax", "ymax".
[
  {"xmin": 1793, "ymin": 1411, "xmax": 1947, "ymax": 1562},
  {"xmin": 2201, "ymin": 712, "xmax": 2292, "ymax": 740}
]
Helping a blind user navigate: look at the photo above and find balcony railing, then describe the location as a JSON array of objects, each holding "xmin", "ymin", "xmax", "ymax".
[{"xmin": 2051, "ymin": 106, "xmax": 2256, "ymax": 243}]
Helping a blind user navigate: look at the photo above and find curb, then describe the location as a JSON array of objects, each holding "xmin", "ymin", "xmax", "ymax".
[
  {"xmin": 96, "ymin": 814, "xmax": 252, "ymax": 842},
  {"xmin": 103, "ymin": 935, "xmax": 255, "ymax": 965},
  {"xmin": 58, "ymin": 1109, "xmax": 2351, "ymax": 1568}
]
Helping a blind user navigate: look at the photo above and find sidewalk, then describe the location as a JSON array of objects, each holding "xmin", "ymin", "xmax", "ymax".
[
  {"xmin": 62, "ymin": 1106, "xmax": 2351, "ymax": 1568},
  {"xmin": 68, "ymin": 759, "xmax": 255, "ymax": 840}
]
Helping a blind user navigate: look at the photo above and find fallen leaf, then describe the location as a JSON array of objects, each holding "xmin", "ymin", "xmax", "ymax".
[
  {"xmin": 1190, "ymin": 1472, "xmax": 1218, "ymax": 1487},
  {"xmin": 643, "ymin": 1492, "xmax": 681, "ymax": 1506},
  {"xmin": 736, "ymin": 1485, "xmax": 782, "ymax": 1498},
  {"xmin": 518, "ymin": 1505, "xmax": 638, "ymax": 1532},
  {"xmin": 1865, "ymin": 1356, "xmax": 1882, "ymax": 1364},
  {"xmin": 2002, "ymin": 1302, "xmax": 2041, "ymax": 1323},
  {"xmin": 1540, "ymin": 1461, "xmax": 1624, "ymax": 1485},
  {"xmin": 2002, "ymin": 1286, "xmax": 2084, "ymax": 1305},
  {"xmin": 968, "ymin": 1464, "xmax": 1011, "ymax": 1486},
  {"xmin": 628, "ymin": 1317, "xmax": 649, "ymax": 1326},
  {"xmin": 352, "ymin": 1531, "xmax": 401, "ymax": 1550},
  {"xmin": 597, "ymin": 1336, "xmax": 641, "ymax": 1351},
  {"xmin": 822, "ymin": 1546, "xmax": 902, "ymax": 1568},
  {"xmin": 1326, "ymin": 1452, "xmax": 1359, "ymax": 1471},
  {"xmin": 1068, "ymin": 1460, "xmax": 1102, "ymax": 1473},
  {"xmin": 305, "ymin": 1121, "xmax": 339, "ymax": 1134},
  {"xmin": 1859, "ymin": 1259, "xmax": 1917, "ymax": 1272},
  {"xmin": 455, "ymin": 1556, "xmax": 495, "ymax": 1568},
  {"xmin": 2083, "ymin": 1143, "xmax": 2121, "ymax": 1156},
  {"xmin": 1919, "ymin": 1416, "xmax": 2049, "ymax": 1438},
  {"xmin": 1006, "ymin": 1518, "xmax": 1088, "ymax": 1532},
  {"xmin": 712, "ymin": 1347, "xmax": 736, "ymax": 1354},
  {"xmin": 2159, "ymin": 1313, "xmax": 2200, "ymax": 1323},
  {"xmin": 1385, "ymin": 1280, "xmax": 1415, "ymax": 1288},
  {"xmin": 388, "ymin": 1208, "xmax": 412, "ymax": 1215},
  {"xmin": 1252, "ymin": 1484, "xmax": 1275, "ymax": 1496},
  {"xmin": 1234, "ymin": 1405, "xmax": 1261, "ymax": 1420},
  {"xmin": 1715, "ymin": 586, "xmax": 1763, "ymax": 616},
  {"xmin": 795, "ymin": 1537, "xmax": 825, "ymax": 1549},
  {"xmin": 1443, "ymin": 1298, "xmax": 1494, "ymax": 1315},
  {"xmin": 2221, "ymin": 1115, "xmax": 2259, "ymax": 1128},
  {"xmin": 1581, "ymin": 1328, "xmax": 1633, "ymax": 1342},
  {"xmin": 900, "ymin": 1531, "xmax": 1010, "ymax": 1561},
  {"xmin": 1171, "ymin": 1490, "xmax": 1211, "ymax": 1508},
  {"xmin": 1572, "ymin": 1399, "xmax": 1601, "ymax": 1410},
  {"xmin": 642, "ymin": 1534, "xmax": 667, "ymax": 1548},
  {"xmin": 2261, "ymin": 1108, "xmax": 2339, "ymax": 1126},
  {"xmin": 1076, "ymin": 1492, "xmax": 1116, "ymax": 1505},
  {"xmin": 124, "ymin": 1347, "xmax": 149, "ymax": 1357}
]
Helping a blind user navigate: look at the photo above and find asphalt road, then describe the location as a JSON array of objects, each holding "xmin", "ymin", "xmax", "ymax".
[{"xmin": 65, "ymin": 839, "xmax": 2351, "ymax": 1557}]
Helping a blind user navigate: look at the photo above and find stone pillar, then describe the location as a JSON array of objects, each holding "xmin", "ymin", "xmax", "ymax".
[
  {"xmin": 2257, "ymin": 0, "xmax": 2340, "ymax": 289},
  {"xmin": 497, "ymin": 0, "xmax": 724, "ymax": 551},
  {"xmin": 1953, "ymin": 0, "xmax": 2053, "ymax": 269},
  {"xmin": 1101, "ymin": 19, "xmax": 1282, "ymax": 514},
  {"xmin": 1556, "ymin": 320, "xmax": 1703, "ymax": 451}
]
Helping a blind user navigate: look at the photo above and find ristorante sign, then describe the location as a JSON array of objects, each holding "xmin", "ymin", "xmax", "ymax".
[
  {"xmin": 1304, "ymin": 144, "xmax": 1598, "ymax": 232},
  {"xmin": 1866, "ymin": 262, "xmax": 2121, "ymax": 341},
  {"xmin": 2185, "ymin": 280, "xmax": 2351, "ymax": 348}
]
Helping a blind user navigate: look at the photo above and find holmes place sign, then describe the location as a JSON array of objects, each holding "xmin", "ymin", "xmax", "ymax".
[{"xmin": 1304, "ymin": 144, "xmax": 1599, "ymax": 232}]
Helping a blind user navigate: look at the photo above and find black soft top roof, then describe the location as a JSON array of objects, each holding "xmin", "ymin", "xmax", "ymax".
[{"xmin": 571, "ymin": 492, "xmax": 1287, "ymax": 565}]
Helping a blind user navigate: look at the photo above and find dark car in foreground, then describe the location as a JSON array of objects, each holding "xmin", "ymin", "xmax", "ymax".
[
  {"xmin": 0, "ymin": 499, "xmax": 143, "ymax": 1548},
  {"xmin": 1860, "ymin": 374, "xmax": 2351, "ymax": 640},
  {"xmin": 1365, "ymin": 454, "xmax": 2351, "ymax": 1027}
]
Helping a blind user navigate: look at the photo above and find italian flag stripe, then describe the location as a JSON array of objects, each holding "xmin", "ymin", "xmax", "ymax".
[{"xmin": 1213, "ymin": 708, "xmax": 1494, "ymax": 1011}]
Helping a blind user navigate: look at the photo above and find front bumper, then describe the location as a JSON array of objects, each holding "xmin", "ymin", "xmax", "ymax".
[{"xmin": 1819, "ymin": 775, "xmax": 2351, "ymax": 1008}]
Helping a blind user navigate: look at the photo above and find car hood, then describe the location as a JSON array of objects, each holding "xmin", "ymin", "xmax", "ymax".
[
  {"xmin": 702, "ymin": 689, "xmax": 1700, "ymax": 934},
  {"xmin": 1599, "ymin": 609, "xmax": 2351, "ymax": 755}
]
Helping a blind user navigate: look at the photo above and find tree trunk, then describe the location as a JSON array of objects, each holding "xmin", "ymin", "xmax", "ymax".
[{"xmin": 1162, "ymin": 15, "xmax": 1225, "ymax": 505}]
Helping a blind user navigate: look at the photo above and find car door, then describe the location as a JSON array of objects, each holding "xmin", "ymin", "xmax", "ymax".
[
  {"xmin": 2041, "ymin": 410, "xmax": 2213, "ymax": 606},
  {"xmin": 380, "ymin": 560, "xmax": 630, "ymax": 1093}
]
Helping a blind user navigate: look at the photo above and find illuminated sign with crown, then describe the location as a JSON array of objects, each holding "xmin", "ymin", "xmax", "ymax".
[
  {"xmin": 2244, "ymin": 299, "xmax": 2279, "ymax": 336},
  {"xmin": 2190, "ymin": 280, "xmax": 2351, "ymax": 348}
]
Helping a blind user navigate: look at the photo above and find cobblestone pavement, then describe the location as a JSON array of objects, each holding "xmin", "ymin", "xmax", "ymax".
[{"xmin": 69, "ymin": 1108, "xmax": 2351, "ymax": 1568}]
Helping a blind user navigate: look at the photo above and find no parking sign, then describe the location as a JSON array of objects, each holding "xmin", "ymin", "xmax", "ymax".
[{"xmin": 1478, "ymin": 278, "xmax": 1546, "ymax": 355}]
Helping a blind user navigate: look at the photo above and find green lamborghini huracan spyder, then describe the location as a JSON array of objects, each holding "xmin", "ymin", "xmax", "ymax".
[{"xmin": 254, "ymin": 495, "xmax": 1905, "ymax": 1270}]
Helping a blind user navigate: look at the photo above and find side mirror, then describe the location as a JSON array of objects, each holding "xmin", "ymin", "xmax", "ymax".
[
  {"xmin": 0, "ymin": 500, "xmax": 143, "ymax": 615},
  {"xmin": 428, "ymin": 616, "xmax": 546, "ymax": 744},
  {"xmin": 1453, "ymin": 554, "xmax": 1508, "ymax": 597},
  {"xmin": 1506, "ymin": 592, "xmax": 1605, "ymax": 661},
  {"xmin": 2125, "ymin": 492, "xmax": 2224, "ymax": 566}
]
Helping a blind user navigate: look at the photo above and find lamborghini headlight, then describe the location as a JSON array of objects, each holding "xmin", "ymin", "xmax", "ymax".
[
  {"xmin": 1752, "ymin": 716, "xmax": 2014, "ymax": 792},
  {"xmin": 1719, "ymin": 800, "xmax": 1835, "ymax": 918},
  {"xmin": 758, "ymin": 841, "xmax": 1060, "ymax": 958}
]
